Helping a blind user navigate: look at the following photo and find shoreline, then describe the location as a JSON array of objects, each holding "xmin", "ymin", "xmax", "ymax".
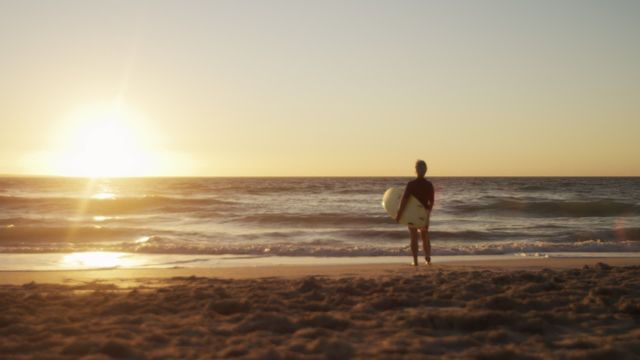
[
  {"xmin": 2, "ymin": 255, "xmax": 639, "ymax": 286},
  {"xmin": 2, "ymin": 251, "xmax": 640, "ymax": 269}
]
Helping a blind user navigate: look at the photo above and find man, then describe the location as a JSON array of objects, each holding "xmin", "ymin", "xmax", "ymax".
[{"xmin": 395, "ymin": 160, "xmax": 434, "ymax": 266}]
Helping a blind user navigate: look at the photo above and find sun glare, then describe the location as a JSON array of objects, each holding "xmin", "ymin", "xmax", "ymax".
[{"xmin": 52, "ymin": 103, "xmax": 160, "ymax": 177}]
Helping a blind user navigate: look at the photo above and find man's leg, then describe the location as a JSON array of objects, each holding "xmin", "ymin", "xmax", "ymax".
[
  {"xmin": 420, "ymin": 227, "xmax": 431, "ymax": 265},
  {"xmin": 409, "ymin": 227, "xmax": 418, "ymax": 266}
]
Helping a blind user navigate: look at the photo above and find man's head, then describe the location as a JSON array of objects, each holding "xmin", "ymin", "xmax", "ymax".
[{"xmin": 415, "ymin": 160, "xmax": 427, "ymax": 178}]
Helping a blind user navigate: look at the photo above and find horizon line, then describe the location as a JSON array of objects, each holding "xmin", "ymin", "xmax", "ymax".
[{"xmin": 1, "ymin": 173, "xmax": 639, "ymax": 179}]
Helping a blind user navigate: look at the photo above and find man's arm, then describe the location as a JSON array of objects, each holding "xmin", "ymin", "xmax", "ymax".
[{"xmin": 427, "ymin": 183, "xmax": 435, "ymax": 211}]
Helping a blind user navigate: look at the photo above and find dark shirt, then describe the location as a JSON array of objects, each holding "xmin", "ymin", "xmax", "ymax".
[{"xmin": 404, "ymin": 178, "xmax": 434, "ymax": 210}]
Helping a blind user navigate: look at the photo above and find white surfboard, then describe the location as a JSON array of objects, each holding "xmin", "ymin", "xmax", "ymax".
[{"xmin": 382, "ymin": 187, "xmax": 430, "ymax": 227}]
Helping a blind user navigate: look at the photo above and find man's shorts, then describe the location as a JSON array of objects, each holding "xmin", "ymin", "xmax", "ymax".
[{"xmin": 408, "ymin": 210, "xmax": 430, "ymax": 230}]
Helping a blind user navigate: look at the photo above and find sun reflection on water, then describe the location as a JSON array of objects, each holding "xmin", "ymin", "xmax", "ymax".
[
  {"xmin": 60, "ymin": 252, "xmax": 133, "ymax": 269},
  {"xmin": 92, "ymin": 192, "xmax": 116, "ymax": 200},
  {"xmin": 135, "ymin": 236, "xmax": 151, "ymax": 244}
]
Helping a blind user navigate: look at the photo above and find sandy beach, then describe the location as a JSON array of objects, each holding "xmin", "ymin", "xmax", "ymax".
[
  {"xmin": 2, "ymin": 0, "xmax": 639, "ymax": 358},
  {"xmin": 1, "ymin": 257, "xmax": 640, "ymax": 359}
]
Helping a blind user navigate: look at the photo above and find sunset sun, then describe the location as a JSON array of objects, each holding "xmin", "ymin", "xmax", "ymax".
[{"xmin": 52, "ymin": 103, "xmax": 159, "ymax": 177}]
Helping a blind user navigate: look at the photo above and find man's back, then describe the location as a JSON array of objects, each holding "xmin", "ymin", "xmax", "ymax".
[{"xmin": 405, "ymin": 178, "xmax": 434, "ymax": 210}]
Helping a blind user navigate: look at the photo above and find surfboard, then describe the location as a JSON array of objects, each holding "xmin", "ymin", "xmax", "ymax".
[{"xmin": 382, "ymin": 187, "xmax": 430, "ymax": 227}]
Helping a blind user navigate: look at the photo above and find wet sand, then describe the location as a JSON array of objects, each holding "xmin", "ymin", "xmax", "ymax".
[{"xmin": 1, "ymin": 257, "xmax": 640, "ymax": 359}]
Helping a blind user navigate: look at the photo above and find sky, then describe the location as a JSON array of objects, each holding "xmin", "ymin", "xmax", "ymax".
[{"xmin": 1, "ymin": 0, "xmax": 639, "ymax": 177}]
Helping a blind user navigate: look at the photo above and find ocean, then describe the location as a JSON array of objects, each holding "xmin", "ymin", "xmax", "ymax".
[{"xmin": 1, "ymin": 177, "xmax": 639, "ymax": 263}]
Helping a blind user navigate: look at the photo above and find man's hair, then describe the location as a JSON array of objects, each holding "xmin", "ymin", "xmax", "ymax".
[{"xmin": 415, "ymin": 160, "xmax": 427, "ymax": 175}]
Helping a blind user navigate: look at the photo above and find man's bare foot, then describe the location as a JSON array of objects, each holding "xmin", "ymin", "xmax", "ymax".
[
  {"xmin": 411, "ymin": 260, "xmax": 418, "ymax": 266},
  {"xmin": 425, "ymin": 257, "xmax": 431, "ymax": 265}
]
